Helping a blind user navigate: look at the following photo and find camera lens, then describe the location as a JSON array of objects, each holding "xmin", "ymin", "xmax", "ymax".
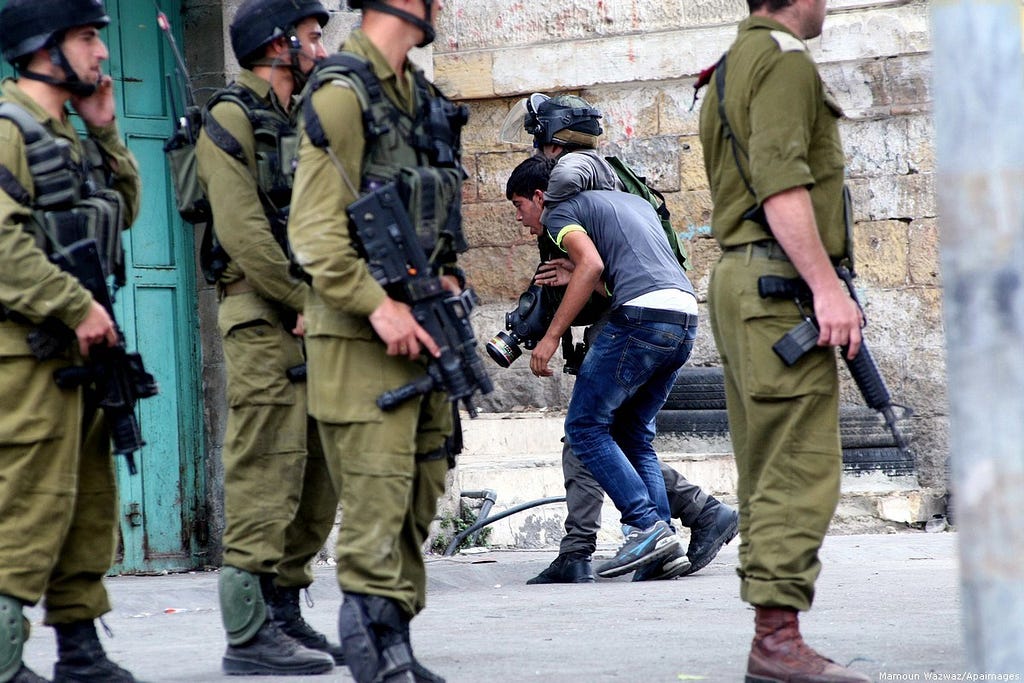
[{"xmin": 485, "ymin": 330, "xmax": 522, "ymax": 368}]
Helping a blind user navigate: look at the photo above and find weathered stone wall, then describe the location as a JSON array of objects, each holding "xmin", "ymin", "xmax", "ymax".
[{"xmin": 434, "ymin": 0, "xmax": 948, "ymax": 488}]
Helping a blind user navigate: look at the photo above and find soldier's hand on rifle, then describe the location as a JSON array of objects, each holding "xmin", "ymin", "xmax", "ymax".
[
  {"xmin": 811, "ymin": 281, "xmax": 863, "ymax": 359},
  {"xmin": 440, "ymin": 274, "xmax": 462, "ymax": 295},
  {"xmin": 370, "ymin": 297, "xmax": 441, "ymax": 360},
  {"xmin": 75, "ymin": 300, "xmax": 119, "ymax": 357},
  {"xmin": 292, "ymin": 313, "xmax": 306, "ymax": 337},
  {"xmin": 72, "ymin": 74, "xmax": 116, "ymax": 128}
]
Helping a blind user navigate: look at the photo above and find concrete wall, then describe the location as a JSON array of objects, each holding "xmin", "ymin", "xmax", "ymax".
[{"xmin": 436, "ymin": 0, "xmax": 948, "ymax": 490}]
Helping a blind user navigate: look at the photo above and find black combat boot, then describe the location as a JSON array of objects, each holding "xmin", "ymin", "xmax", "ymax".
[
  {"xmin": 220, "ymin": 572, "xmax": 334, "ymax": 676},
  {"xmin": 265, "ymin": 585, "xmax": 345, "ymax": 664},
  {"xmin": 52, "ymin": 620, "xmax": 136, "ymax": 683},
  {"xmin": 681, "ymin": 496, "xmax": 739, "ymax": 576},
  {"xmin": 526, "ymin": 553, "xmax": 595, "ymax": 584},
  {"xmin": 339, "ymin": 593, "xmax": 445, "ymax": 683}
]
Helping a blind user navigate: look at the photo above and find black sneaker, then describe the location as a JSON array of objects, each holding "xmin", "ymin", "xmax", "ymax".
[
  {"xmin": 632, "ymin": 543, "xmax": 691, "ymax": 581},
  {"xmin": 681, "ymin": 498, "xmax": 739, "ymax": 576},
  {"xmin": 526, "ymin": 553, "xmax": 595, "ymax": 584},
  {"xmin": 595, "ymin": 520, "xmax": 681, "ymax": 578}
]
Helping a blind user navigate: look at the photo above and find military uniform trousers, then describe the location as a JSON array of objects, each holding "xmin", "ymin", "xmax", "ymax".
[
  {"xmin": 707, "ymin": 249, "xmax": 841, "ymax": 612},
  {"xmin": 305, "ymin": 334, "xmax": 450, "ymax": 618},
  {"xmin": 559, "ymin": 440, "xmax": 708, "ymax": 557},
  {"xmin": 219, "ymin": 295, "xmax": 338, "ymax": 587},
  {"xmin": 0, "ymin": 330, "xmax": 117, "ymax": 625}
]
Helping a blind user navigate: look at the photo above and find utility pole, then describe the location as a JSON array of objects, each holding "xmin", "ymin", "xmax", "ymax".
[{"xmin": 932, "ymin": 0, "xmax": 1024, "ymax": 673}]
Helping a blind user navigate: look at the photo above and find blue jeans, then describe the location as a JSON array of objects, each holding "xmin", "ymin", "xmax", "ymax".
[{"xmin": 564, "ymin": 310, "xmax": 698, "ymax": 531}]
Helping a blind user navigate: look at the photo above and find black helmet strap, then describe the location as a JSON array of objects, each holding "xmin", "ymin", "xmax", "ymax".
[
  {"xmin": 17, "ymin": 41, "xmax": 97, "ymax": 98},
  {"xmin": 362, "ymin": 0, "xmax": 435, "ymax": 48}
]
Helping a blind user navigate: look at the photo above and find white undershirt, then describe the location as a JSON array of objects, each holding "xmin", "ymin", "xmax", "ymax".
[{"xmin": 623, "ymin": 288, "xmax": 698, "ymax": 314}]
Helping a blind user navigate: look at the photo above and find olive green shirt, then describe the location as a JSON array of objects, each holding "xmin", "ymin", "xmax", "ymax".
[
  {"xmin": 196, "ymin": 69, "xmax": 308, "ymax": 315},
  {"xmin": 0, "ymin": 78, "xmax": 141, "ymax": 356},
  {"xmin": 699, "ymin": 16, "xmax": 847, "ymax": 258},
  {"xmin": 288, "ymin": 30, "xmax": 421, "ymax": 338}
]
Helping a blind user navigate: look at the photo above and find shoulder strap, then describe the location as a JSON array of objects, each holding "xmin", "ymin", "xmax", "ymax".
[
  {"xmin": 714, "ymin": 55, "xmax": 757, "ymax": 200},
  {"xmin": 303, "ymin": 52, "xmax": 391, "ymax": 149},
  {"xmin": 202, "ymin": 85, "xmax": 268, "ymax": 162},
  {"xmin": 714, "ymin": 55, "xmax": 769, "ymax": 227},
  {"xmin": 0, "ymin": 102, "xmax": 46, "ymax": 205}
]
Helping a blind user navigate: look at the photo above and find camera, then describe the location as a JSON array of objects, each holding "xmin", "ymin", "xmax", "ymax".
[{"xmin": 486, "ymin": 283, "xmax": 552, "ymax": 368}]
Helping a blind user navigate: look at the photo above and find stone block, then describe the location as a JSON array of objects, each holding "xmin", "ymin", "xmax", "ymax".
[
  {"xmin": 665, "ymin": 189, "xmax": 713, "ymax": 239},
  {"xmin": 580, "ymin": 85, "xmax": 662, "ymax": 142},
  {"xmin": 661, "ymin": 82, "xmax": 705, "ymax": 138},
  {"xmin": 678, "ymin": 135, "xmax": 708, "ymax": 192},
  {"xmin": 463, "ymin": 201, "xmax": 529, "ymax": 249},
  {"xmin": 475, "ymin": 151, "xmax": 529, "ymax": 203},
  {"xmin": 462, "ymin": 98, "xmax": 522, "ymax": 154},
  {"xmin": 908, "ymin": 218, "xmax": 941, "ymax": 287},
  {"xmin": 854, "ymin": 220, "xmax": 910, "ymax": 287},
  {"xmin": 461, "ymin": 244, "xmax": 538, "ymax": 301},
  {"xmin": 603, "ymin": 136, "xmax": 682, "ymax": 192},
  {"xmin": 434, "ymin": 51, "xmax": 494, "ymax": 100},
  {"xmin": 843, "ymin": 114, "xmax": 935, "ymax": 178},
  {"xmin": 822, "ymin": 54, "xmax": 933, "ymax": 120},
  {"xmin": 813, "ymin": 2, "xmax": 931, "ymax": 63},
  {"xmin": 848, "ymin": 172, "xmax": 936, "ymax": 222}
]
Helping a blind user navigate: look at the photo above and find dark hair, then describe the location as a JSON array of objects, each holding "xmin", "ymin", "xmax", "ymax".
[
  {"xmin": 748, "ymin": 0, "xmax": 795, "ymax": 11},
  {"xmin": 505, "ymin": 154, "xmax": 556, "ymax": 201}
]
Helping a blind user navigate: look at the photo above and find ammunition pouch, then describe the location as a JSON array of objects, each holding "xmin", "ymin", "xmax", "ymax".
[
  {"xmin": 164, "ymin": 105, "xmax": 208, "ymax": 224},
  {"xmin": 391, "ymin": 166, "xmax": 465, "ymax": 267}
]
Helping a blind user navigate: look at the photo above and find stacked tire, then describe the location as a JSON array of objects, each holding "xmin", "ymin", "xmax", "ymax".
[{"xmin": 656, "ymin": 366, "xmax": 915, "ymax": 476}]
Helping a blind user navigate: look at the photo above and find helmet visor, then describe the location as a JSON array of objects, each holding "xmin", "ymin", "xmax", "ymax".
[{"xmin": 498, "ymin": 93, "xmax": 550, "ymax": 147}]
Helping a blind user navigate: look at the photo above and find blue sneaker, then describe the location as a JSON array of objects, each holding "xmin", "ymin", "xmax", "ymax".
[{"xmin": 596, "ymin": 520, "xmax": 681, "ymax": 578}]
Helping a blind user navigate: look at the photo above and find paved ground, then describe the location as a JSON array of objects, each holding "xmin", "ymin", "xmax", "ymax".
[{"xmin": 21, "ymin": 531, "xmax": 975, "ymax": 682}]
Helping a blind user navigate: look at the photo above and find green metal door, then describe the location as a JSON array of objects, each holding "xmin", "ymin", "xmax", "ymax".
[
  {"xmin": 0, "ymin": 1, "xmax": 208, "ymax": 572},
  {"xmin": 104, "ymin": 0, "xmax": 206, "ymax": 573}
]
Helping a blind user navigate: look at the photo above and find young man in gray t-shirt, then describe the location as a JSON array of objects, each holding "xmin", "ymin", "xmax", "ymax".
[{"xmin": 506, "ymin": 155, "xmax": 703, "ymax": 578}]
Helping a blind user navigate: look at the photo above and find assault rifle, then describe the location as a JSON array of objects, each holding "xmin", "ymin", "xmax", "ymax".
[
  {"xmin": 28, "ymin": 239, "xmax": 159, "ymax": 475},
  {"xmin": 348, "ymin": 183, "xmax": 493, "ymax": 417},
  {"xmin": 758, "ymin": 266, "xmax": 910, "ymax": 455}
]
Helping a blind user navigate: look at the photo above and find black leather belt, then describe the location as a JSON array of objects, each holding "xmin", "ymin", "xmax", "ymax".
[
  {"xmin": 611, "ymin": 306, "xmax": 698, "ymax": 327},
  {"xmin": 723, "ymin": 240, "xmax": 790, "ymax": 261}
]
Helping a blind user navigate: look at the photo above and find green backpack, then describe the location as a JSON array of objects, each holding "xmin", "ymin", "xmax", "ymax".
[{"xmin": 604, "ymin": 155, "xmax": 689, "ymax": 271}]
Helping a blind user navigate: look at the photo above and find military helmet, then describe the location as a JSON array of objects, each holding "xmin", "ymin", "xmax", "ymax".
[
  {"xmin": 0, "ymin": 0, "xmax": 110, "ymax": 66},
  {"xmin": 531, "ymin": 94, "xmax": 603, "ymax": 149},
  {"xmin": 346, "ymin": 0, "xmax": 436, "ymax": 47},
  {"xmin": 230, "ymin": 0, "xmax": 329, "ymax": 65}
]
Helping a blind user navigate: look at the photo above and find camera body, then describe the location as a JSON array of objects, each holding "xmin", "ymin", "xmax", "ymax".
[{"xmin": 486, "ymin": 283, "xmax": 552, "ymax": 368}]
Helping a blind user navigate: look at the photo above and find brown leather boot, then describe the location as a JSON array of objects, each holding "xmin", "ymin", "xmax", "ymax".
[{"xmin": 745, "ymin": 607, "xmax": 871, "ymax": 682}]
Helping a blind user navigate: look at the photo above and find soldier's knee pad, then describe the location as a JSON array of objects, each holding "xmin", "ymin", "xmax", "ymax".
[
  {"xmin": 0, "ymin": 595, "xmax": 27, "ymax": 683},
  {"xmin": 218, "ymin": 567, "xmax": 267, "ymax": 646}
]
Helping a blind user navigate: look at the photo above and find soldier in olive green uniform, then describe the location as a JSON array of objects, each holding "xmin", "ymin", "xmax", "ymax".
[
  {"xmin": 195, "ymin": 0, "xmax": 339, "ymax": 676},
  {"xmin": 698, "ymin": 0, "xmax": 871, "ymax": 681},
  {"xmin": 288, "ymin": 1, "xmax": 467, "ymax": 681},
  {"xmin": 0, "ymin": 1, "xmax": 142, "ymax": 681}
]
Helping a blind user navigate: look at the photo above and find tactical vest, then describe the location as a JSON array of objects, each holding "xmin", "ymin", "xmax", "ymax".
[
  {"xmin": 0, "ymin": 101, "xmax": 127, "ymax": 285},
  {"xmin": 199, "ymin": 84, "xmax": 298, "ymax": 281},
  {"xmin": 302, "ymin": 52, "xmax": 469, "ymax": 268}
]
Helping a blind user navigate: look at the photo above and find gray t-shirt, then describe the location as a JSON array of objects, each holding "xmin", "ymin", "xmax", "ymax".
[{"xmin": 543, "ymin": 190, "xmax": 694, "ymax": 310}]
